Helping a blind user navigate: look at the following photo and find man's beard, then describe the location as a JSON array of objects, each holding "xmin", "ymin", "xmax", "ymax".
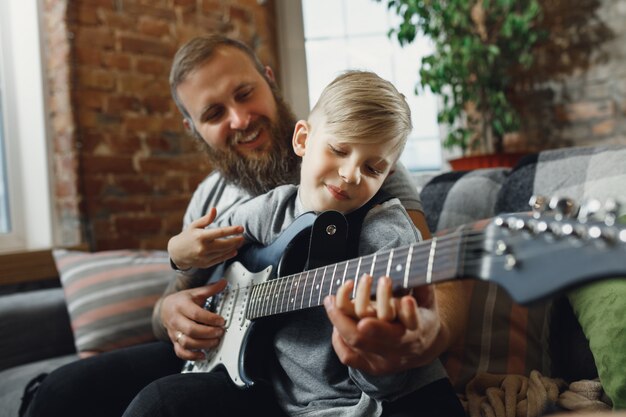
[{"xmin": 194, "ymin": 92, "xmax": 301, "ymax": 197}]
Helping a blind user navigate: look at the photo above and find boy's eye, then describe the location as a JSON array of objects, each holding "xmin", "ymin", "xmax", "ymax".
[
  {"xmin": 366, "ymin": 165, "xmax": 383, "ymax": 176},
  {"xmin": 329, "ymin": 145, "xmax": 347, "ymax": 156}
]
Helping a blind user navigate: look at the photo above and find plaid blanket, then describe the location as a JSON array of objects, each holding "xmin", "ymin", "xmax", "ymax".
[{"xmin": 419, "ymin": 145, "xmax": 626, "ymax": 399}]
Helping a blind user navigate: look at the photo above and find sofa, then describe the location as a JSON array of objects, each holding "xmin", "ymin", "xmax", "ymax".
[{"xmin": 0, "ymin": 144, "xmax": 624, "ymax": 417}]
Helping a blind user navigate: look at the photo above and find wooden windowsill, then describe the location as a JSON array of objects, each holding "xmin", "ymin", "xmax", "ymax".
[{"xmin": 0, "ymin": 244, "xmax": 89, "ymax": 286}]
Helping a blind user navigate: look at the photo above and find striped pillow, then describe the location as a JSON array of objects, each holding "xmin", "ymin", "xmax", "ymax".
[{"xmin": 53, "ymin": 249, "xmax": 172, "ymax": 357}]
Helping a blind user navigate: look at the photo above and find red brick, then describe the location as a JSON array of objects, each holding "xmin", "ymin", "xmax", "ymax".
[
  {"xmin": 592, "ymin": 119, "xmax": 616, "ymax": 136},
  {"xmin": 115, "ymin": 215, "xmax": 163, "ymax": 234},
  {"xmin": 136, "ymin": 57, "xmax": 168, "ymax": 75},
  {"xmin": 77, "ymin": 68, "xmax": 116, "ymax": 91},
  {"xmin": 143, "ymin": 96, "xmax": 171, "ymax": 113},
  {"xmin": 114, "ymin": 176, "xmax": 155, "ymax": 194},
  {"xmin": 103, "ymin": 52, "xmax": 132, "ymax": 71},
  {"xmin": 81, "ymin": 155, "xmax": 135, "ymax": 174},
  {"xmin": 107, "ymin": 95, "xmax": 143, "ymax": 112},
  {"xmin": 138, "ymin": 17, "xmax": 171, "ymax": 38},
  {"xmin": 555, "ymin": 100, "xmax": 615, "ymax": 122},
  {"xmin": 73, "ymin": 27, "xmax": 115, "ymax": 49},
  {"xmin": 120, "ymin": 35, "xmax": 175, "ymax": 57}
]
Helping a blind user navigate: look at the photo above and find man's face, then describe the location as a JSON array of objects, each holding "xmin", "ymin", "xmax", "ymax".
[{"xmin": 176, "ymin": 46, "xmax": 299, "ymax": 195}]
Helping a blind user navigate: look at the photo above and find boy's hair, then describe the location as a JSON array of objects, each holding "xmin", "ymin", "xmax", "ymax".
[
  {"xmin": 308, "ymin": 70, "xmax": 412, "ymax": 159},
  {"xmin": 169, "ymin": 35, "xmax": 269, "ymax": 121}
]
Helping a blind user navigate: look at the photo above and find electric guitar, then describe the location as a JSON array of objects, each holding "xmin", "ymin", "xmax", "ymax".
[{"xmin": 181, "ymin": 197, "xmax": 626, "ymax": 388}]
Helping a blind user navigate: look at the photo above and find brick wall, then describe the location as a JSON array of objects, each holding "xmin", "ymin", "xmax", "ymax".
[
  {"xmin": 511, "ymin": 0, "xmax": 626, "ymax": 152},
  {"xmin": 42, "ymin": 0, "xmax": 278, "ymax": 250}
]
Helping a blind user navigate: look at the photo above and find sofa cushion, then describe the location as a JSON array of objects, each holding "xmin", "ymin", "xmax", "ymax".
[
  {"xmin": 0, "ymin": 354, "xmax": 78, "ymax": 417},
  {"xmin": 421, "ymin": 166, "xmax": 553, "ymax": 393},
  {"xmin": 54, "ymin": 249, "xmax": 172, "ymax": 356},
  {"xmin": 0, "ymin": 288, "xmax": 75, "ymax": 372}
]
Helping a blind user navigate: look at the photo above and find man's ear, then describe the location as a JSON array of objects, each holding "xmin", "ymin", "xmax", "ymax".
[
  {"xmin": 292, "ymin": 120, "xmax": 309, "ymax": 157},
  {"xmin": 264, "ymin": 66, "xmax": 275, "ymax": 83}
]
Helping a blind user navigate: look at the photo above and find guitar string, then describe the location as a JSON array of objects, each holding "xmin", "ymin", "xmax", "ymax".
[
  {"xmin": 247, "ymin": 231, "xmax": 495, "ymax": 318},
  {"xmin": 248, "ymin": 232, "xmax": 489, "ymax": 318}
]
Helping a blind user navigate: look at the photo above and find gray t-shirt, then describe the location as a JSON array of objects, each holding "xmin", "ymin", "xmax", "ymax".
[{"xmin": 211, "ymin": 184, "xmax": 445, "ymax": 417}]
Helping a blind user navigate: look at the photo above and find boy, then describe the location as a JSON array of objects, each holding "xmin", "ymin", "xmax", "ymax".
[{"xmin": 155, "ymin": 70, "xmax": 462, "ymax": 417}]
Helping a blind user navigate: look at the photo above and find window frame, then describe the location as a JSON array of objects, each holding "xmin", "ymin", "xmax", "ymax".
[{"xmin": 0, "ymin": 0, "xmax": 54, "ymax": 254}]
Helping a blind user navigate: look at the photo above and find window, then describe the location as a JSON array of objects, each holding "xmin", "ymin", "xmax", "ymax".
[
  {"xmin": 0, "ymin": 0, "xmax": 53, "ymax": 253},
  {"xmin": 276, "ymin": 0, "xmax": 442, "ymax": 172}
]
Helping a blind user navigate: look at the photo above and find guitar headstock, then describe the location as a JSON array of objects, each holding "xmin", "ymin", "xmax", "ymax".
[{"xmin": 475, "ymin": 195, "xmax": 626, "ymax": 305}]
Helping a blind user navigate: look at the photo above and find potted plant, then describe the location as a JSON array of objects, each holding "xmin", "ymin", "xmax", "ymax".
[{"xmin": 380, "ymin": 0, "xmax": 545, "ymax": 169}]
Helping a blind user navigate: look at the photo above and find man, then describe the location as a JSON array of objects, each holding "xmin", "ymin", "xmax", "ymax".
[{"xmin": 23, "ymin": 35, "xmax": 467, "ymax": 417}]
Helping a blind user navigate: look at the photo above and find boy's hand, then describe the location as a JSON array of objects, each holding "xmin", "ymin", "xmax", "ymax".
[{"xmin": 168, "ymin": 207, "xmax": 245, "ymax": 270}]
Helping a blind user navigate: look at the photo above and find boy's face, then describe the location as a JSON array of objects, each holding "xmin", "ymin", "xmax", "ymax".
[{"xmin": 292, "ymin": 120, "xmax": 397, "ymax": 214}]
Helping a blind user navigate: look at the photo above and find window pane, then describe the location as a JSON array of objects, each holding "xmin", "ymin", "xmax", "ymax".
[
  {"xmin": 302, "ymin": 0, "xmax": 345, "ymax": 39},
  {"xmin": 344, "ymin": 0, "xmax": 389, "ymax": 36},
  {"xmin": 302, "ymin": 0, "xmax": 441, "ymax": 171}
]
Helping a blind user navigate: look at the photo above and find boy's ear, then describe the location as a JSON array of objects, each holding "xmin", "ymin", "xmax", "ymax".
[
  {"xmin": 292, "ymin": 120, "xmax": 309, "ymax": 157},
  {"xmin": 183, "ymin": 118, "xmax": 192, "ymax": 131}
]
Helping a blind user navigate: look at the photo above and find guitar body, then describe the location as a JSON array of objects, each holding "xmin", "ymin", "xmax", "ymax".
[{"xmin": 182, "ymin": 210, "xmax": 349, "ymax": 387}]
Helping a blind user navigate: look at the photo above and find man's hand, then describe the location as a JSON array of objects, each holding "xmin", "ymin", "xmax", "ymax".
[
  {"xmin": 324, "ymin": 275, "xmax": 447, "ymax": 375},
  {"xmin": 160, "ymin": 280, "xmax": 228, "ymax": 361},
  {"xmin": 168, "ymin": 207, "xmax": 245, "ymax": 270}
]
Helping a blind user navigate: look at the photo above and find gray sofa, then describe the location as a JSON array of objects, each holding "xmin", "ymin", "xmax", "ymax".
[{"xmin": 1, "ymin": 144, "xmax": 624, "ymax": 416}]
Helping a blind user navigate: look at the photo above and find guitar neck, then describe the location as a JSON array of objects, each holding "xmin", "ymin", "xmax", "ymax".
[{"xmin": 246, "ymin": 227, "xmax": 473, "ymax": 320}]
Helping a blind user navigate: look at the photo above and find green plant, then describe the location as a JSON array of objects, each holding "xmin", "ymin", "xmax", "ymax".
[{"xmin": 380, "ymin": 0, "xmax": 544, "ymax": 155}]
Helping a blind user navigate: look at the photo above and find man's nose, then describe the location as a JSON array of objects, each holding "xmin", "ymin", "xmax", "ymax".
[
  {"xmin": 339, "ymin": 163, "xmax": 361, "ymax": 184},
  {"xmin": 229, "ymin": 106, "xmax": 251, "ymax": 130}
]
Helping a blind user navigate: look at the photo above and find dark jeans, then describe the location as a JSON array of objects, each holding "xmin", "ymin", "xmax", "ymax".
[
  {"xmin": 24, "ymin": 341, "xmax": 465, "ymax": 417},
  {"xmin": 23, "ymin": 341, "xmax": 182, "ymax": 417}
]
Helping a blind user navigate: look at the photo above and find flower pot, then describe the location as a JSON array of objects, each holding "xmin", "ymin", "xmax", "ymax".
[{"xmin": 448, "ymin": 152, "xmax": 528, "ymax": 171}]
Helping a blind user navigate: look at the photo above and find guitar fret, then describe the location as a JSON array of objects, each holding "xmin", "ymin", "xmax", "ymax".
[
  {"xmin": 403, "ymin": 245, "xmax": 413, "ymax": 289},
  {"xmin": 352, "ymin": 257, "xmax": 362, "ymax": 298},
  {"xmin": 386, "ymin": 249, "xmax": 394, "ymax": 276},
  {"xmin": 271, "ymin": 278, "xmax": 281, "ymax": 315},
  {"xmin": 426, "ymin": 237, "xmax": 437, "ymax": 284},
  {"xmin": 264, "ymin": 280, "xmax": 272, "ymax": 316},
  {"xmin": 286, "ymin": 276, "xmax": 293, "ymax": 312},
  {"xmin": 300, "ymin": 270, "xmax": 310, "ymax": 310},
  {"xmin": 328, "ymin": 264, "xmax": 338, "ymax": 298},
  {"xmin": 309, "ymin": 269, "xmax": 319, "ymax": 309},
  {"xmin": 279, "ymin": 276, "xmax": 289, "ymax": 314},
  {"xmin": 369, "ymin": 253, "xmax": 377, "ymax": 276}
]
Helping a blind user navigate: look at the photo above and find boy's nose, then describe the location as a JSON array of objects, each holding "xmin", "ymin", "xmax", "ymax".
[{"xmin": 339, "ymin": 164, "xmax": 361, "ymax": 184}]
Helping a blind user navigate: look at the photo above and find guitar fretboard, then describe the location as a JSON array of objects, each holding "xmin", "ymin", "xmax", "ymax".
[{"xmin": 246, "ymin": 231, "xmax": 466, "ymax": 320}]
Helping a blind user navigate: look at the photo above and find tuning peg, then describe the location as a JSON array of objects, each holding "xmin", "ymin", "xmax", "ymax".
[
  {"xmin": 603, "ymin": 198, "xmax": 622, "ymax": 226},
  {"xmin": 578, "ymin": 199, "xmax": 602, "ymax": 223},
  {"xmin": 529, "ymin": 195, "xmax": 548, "ymax": 218},
  {"xmin": 549, "ymin": 196, "xmax": 578, "ymax": 220}
]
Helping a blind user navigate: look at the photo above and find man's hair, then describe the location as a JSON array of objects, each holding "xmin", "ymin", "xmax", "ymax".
[
  {"xmin": 308, "ymin": 70, "xmax": 412, "ymax": 159},
  {"xmin": 169, "ymin": 35, "xmax": 268, "ymax": 121}
]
